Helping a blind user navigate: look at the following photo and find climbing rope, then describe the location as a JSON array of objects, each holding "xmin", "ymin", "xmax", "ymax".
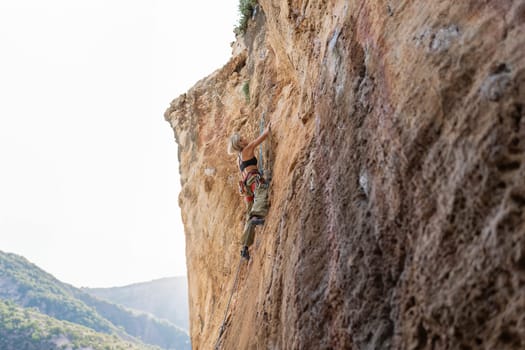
[
  {"xmin": 265, "ymin": 116, "xmax": 272, "ymax": 182},
  {"xmin": 259, "ymin": 112, "xmax": 265, "ymax": 175},
  {"xmin": 259, "ymin": 111, "xmax": 273, "ymax": 182},
  {"xmin": 213, "ymin": 251, "xmax": 245, "ymax": 350}
]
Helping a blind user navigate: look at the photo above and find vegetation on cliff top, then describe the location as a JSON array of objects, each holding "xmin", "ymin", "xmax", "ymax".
[{"xmin": 235, "ymin": 0, "xmax": 258, "ymax": 35}]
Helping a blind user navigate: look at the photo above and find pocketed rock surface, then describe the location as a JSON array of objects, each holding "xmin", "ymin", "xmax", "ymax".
[{"xmin": 164, "ymin": 1, "xmax": 525, "ymax": 349}]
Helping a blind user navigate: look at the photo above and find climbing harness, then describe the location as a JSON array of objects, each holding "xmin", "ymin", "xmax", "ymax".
[{"xmin": 238, "ymin": 169, "xmax": 261, "ymax": 201}]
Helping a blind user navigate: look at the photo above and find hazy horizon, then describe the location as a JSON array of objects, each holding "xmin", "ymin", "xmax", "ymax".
[{"xmin": 0, "ymin": 0, "xmax": 239, "ymax": 288}]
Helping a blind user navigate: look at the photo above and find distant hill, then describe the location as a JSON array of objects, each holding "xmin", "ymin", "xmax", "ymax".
[
  {"xmin": 0, "ymin": 299, "xmax": 159, "ymax": 350},
  {"xmin": 0, "ymin": 251, "xmax": 116, "ymax": 333},
  {"xmin": 85, "ymin": 277, "xmax": 189, "ymax": 331},
  {"xmin": 74, "ymin": 291, "xmax": 190, "ymax": 349},
  {"xmin": 0, "ymin": 251, "xmax": 190, "ymax": 350}
]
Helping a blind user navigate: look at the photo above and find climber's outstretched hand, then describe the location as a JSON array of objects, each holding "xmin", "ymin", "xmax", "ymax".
[{"xmin": 265, "ymin": 121, "xmax": 272, "ymax": 134}]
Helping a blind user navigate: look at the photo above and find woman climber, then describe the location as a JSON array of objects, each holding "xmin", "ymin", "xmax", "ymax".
[{"xmin": 228, "ymin": 122, "xmax": 271, "ymax": 260}]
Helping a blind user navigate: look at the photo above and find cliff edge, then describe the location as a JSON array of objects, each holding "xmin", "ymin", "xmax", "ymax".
[{"xmin": 165, "ymin": 1, "xmax": 525, "ymax": 349}]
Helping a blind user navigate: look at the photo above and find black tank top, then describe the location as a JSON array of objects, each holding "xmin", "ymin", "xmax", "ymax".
[{"xmin": 239, "ymin": 155, "xmax": 257, "ymax": 172}]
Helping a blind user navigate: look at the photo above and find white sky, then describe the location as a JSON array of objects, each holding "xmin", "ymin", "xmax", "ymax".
[{"xmin": 0, "ymin": 0, "xmax": 238, "ymax": 288}]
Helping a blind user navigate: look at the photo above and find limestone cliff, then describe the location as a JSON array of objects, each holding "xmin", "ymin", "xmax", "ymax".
[{"xmin": 164, "ymin": 1, "xmax": 525, "ymax": 349}]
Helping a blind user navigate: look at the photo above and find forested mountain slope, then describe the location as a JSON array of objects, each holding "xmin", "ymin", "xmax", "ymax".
[{"xmin": 0, "ymin": 251, "xmax": 190, "ymax": 350}]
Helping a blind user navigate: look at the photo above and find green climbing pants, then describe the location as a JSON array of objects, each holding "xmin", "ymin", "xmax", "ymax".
[{"xmin": 241, "ymin": 180, "xmax": 269, "ymax": 246}]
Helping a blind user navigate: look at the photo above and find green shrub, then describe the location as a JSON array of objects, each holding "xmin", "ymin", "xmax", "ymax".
[
  {"xmin": 235, "ymin": 0, "xmax": 258, "ymax": 35},
  {"xmin": 242, "ymin": 81, "xmax": 250, "ymax": 102}
]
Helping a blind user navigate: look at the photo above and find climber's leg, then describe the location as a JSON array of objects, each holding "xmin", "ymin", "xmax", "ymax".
[
  {"xmin": 241, "ymin": 219, "xmax": 256, "ymax": 247},
  {"xmin": 250, "ymin": 217, "xmax": 265, "ymax": 225},
  {"xmin": 249, "ymin": 181, "xmax": 269, "ymax": 218},
  {"xmin": 240, "ymin": 245, "xmax": 250, "ymax": 260},
  {"xmin": 245, "ymin": 201, "xmax": 253, "ymax": 221}
]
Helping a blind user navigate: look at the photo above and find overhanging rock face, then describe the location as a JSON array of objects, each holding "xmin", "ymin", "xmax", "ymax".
[{"xmin": 165, "ymin": 1, "xmax": 525, "ymax": 349}]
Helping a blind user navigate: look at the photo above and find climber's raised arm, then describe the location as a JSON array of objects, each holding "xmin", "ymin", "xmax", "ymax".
[{"xmin": 242, "ymin": 121, "xmax": 271, "ymax": 159}]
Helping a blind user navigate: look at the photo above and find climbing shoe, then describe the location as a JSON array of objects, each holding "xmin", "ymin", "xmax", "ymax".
[
  {"xmin": 250, "ymin": 217, "xmax": 265, "ymax": 226},
  {"xmin": 241, "ymin": 245, "xmax": 250, "ymax": 260}
]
